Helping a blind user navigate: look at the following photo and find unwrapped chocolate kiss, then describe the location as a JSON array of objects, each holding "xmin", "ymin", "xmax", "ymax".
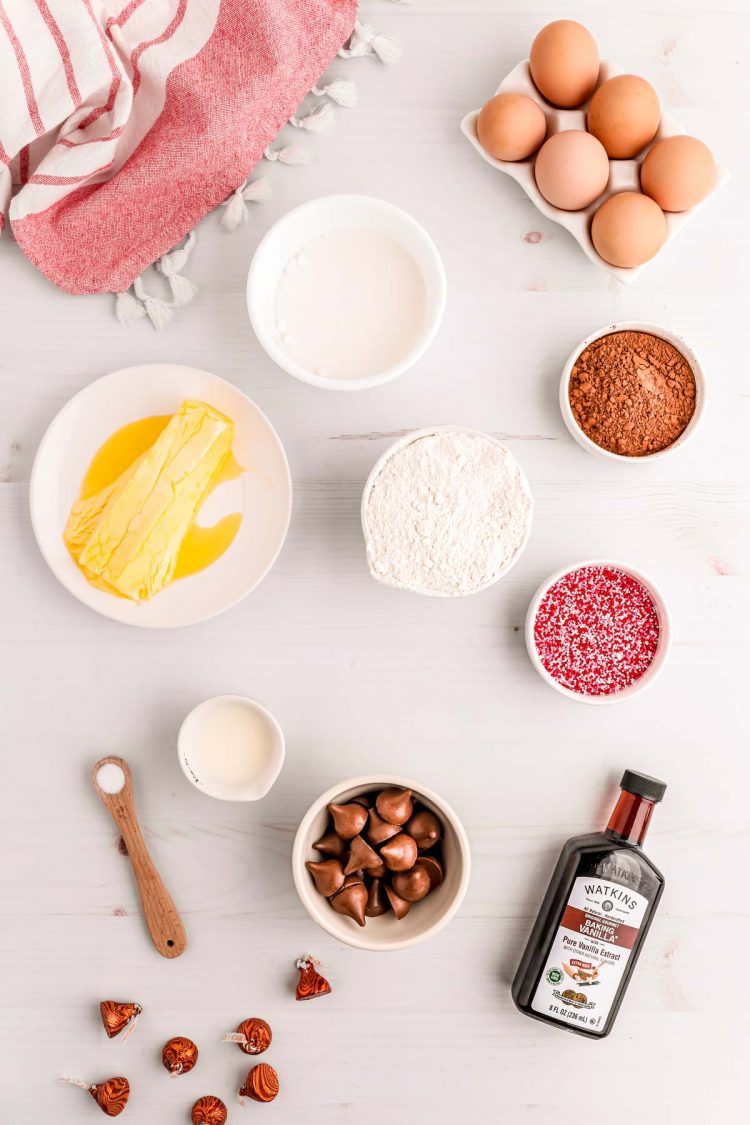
[
  {"xmin": 376, "ymin": 787, "xmax": 413, "ymax": 825},
  {"xmin": 365, "ymin": 877, "xmax": 389, "ymax": 917},
  {"xmin": 312, "ymin": 830, "xmax": 348, "ymax": 859},
  {"xmin": 367, "ymin": 807, "xmax": 402, "ymax": 845},
  {"xmin": 384, "ymin": 882, "xmax": 412, "ymax": 919},
  {"xmin": 380, "ymin": 832, "xmax": 418, "ymax": 872},
  {"xmin": 391, "ymin": 865, "xmax": 431, "ymax": 902},
  {"xmin": 306, "ymin": 858, "xmax": 345, "ymax": 896},
  {"xmin": 343, "ymin": 834, "xmax": 381, "ymax": 875},
  {"xmin": 416, "ymin": 854, "xmax": 444, "ymax": 889},
  {"xmin": 330, "ymin": 875, "xmax": 368, "ymax": 926},
  {"xmin": 406, "ymin": 809, "xmax": 442, "ymax": 850},
  {"xmin": 327, "ymin": 802, "xmax": 368, "ymax": 839}
]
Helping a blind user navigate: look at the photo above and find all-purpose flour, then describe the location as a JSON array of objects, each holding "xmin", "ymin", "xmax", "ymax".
[
  {"xmin": 364, "ymin": 429, "xmax": 533, "ymax": 597},
  {"xmin": 275, "ymin": 227, "xmax": 427, "ymax": 381}
]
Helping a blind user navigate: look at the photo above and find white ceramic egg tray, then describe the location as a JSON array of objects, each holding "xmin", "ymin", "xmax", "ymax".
[{"xmin": 460, "ymin": 59, "xmax": 729, "ymax": 284}]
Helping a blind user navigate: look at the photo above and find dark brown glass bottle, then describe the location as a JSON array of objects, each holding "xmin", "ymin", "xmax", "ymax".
[{"xmin": 512, "ymin": 770, "xmax": 666, "ymax": 1038}]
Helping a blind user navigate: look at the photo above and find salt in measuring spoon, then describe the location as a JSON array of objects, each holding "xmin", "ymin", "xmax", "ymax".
[{"xmin": 92, "ymin": 756, "xmax": 187, "ymax": 959}]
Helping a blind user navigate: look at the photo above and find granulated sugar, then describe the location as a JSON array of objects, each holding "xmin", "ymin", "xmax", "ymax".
[
  {"xmin": 275, "ymin": 227, "xmax": 427, "ymax": 381},
  {"xmin": 364, "ymin": 429, "xmax": 533, "ymax": 596}
]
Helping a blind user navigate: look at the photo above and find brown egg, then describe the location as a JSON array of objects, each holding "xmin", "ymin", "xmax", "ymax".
[
  {"xmin": 477, "ymin": 93, "xmax": 546, "ymax": 162},
  {"xmin": 534, "ymin": 131, "xmax": 609, "ymax": 211},
  {"xmin": 640, "ymin": 135, "xmax": 715, "ymax": 212},
  {"xmin": 591, "ymin": 192, "xmax": 667, "ymax": 268},
  {"xmin": 529, "ymin": 20, "xmax": 599, "ymax": 108},
  {"xmin": 587, "ymin": 75, "xmax": 660, "ymax": 158}
]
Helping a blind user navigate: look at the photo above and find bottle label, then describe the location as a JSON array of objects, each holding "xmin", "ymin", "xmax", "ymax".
[{"xmin": 531, "ymin": 876, "xmax": 649, "ymax": 1033}]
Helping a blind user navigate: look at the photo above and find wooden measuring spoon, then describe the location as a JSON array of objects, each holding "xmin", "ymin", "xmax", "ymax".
[{"xmin": 92, "ymin": 756, "xmax": 187, "ymax": 959}]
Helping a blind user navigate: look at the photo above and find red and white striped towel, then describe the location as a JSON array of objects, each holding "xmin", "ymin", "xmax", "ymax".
[{"xmin": 0, "ymin": 0, "xmax": 357, "ymax": 294}]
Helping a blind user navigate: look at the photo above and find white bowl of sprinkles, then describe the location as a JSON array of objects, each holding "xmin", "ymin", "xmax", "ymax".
[{"xmin": 525, "ymin": 559, "xmax": 672, "ymax": 705}]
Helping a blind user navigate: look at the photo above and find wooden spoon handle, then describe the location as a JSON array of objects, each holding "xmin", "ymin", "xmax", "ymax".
[
  {"xmin": 93, "ymin": 757, "xmax": 187, "ymax": 959},
  {"xmin": 116, "ymin": 814, "xmax": 187, "ymax": 959}
]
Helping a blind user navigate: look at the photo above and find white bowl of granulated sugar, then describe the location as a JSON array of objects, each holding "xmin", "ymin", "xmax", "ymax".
[
  {"xmin": 361, "ymin": 426, "xmax": 534, "ymax": 597},
  {"xmin": 247, "ymin": 194, "xmax": 446, "ymax": 391}
]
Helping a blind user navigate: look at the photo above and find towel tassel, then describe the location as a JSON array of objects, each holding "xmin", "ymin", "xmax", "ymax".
[
  {"xmin": 221, "ymin": 176, "xmax": 272, "ymax": 232},
  {"xmin": 133, "ymin": 276, "xmax": 174, "ymax": 331},
  {"xmin": 311, "ymin": 79, "xmax": 358, "ymax": 107},
  {"xmin": 156, "ymin": 231, "xmax": 197, "ymax": 307},
  {"xmin": 339, "ymin": 20, "xmax": 402, "ymax": 65},
  {"xmin": 289, "ymin": 102, "xmax": 336, "ymax": 134},
  {"xmin": 263, "ymin": 143, "xmax": 311, "ymax": 165},
  {"xmin": 115, "ymin": 287, "xmax": 147, "ymax": 324}
]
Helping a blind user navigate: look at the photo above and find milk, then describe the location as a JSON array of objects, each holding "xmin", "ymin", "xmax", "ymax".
[{"xmin": 179, "ymin": 696, "xmax": 284, "ymax": 801}]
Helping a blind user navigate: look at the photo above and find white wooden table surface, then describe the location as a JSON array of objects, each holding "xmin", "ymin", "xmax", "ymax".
[{"xmin": 2, "ymin": 2, "xmax": 749, "ymax": 1121}]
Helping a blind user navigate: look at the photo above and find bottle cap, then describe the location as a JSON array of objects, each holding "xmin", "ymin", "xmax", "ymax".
[{"xmin": 620, "ymin": 769, "xmax": 666, "ymax": 803}]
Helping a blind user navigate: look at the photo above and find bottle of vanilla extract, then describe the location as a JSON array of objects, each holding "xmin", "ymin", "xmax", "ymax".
[{"xmin": 512, "ymin": 770, "xmax": 666, "ymax": 1038}]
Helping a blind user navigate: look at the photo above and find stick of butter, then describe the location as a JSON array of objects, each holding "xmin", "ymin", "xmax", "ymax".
[{"xmin": 65, "ymin": 400, "xmax": 234, "ymax": 602}]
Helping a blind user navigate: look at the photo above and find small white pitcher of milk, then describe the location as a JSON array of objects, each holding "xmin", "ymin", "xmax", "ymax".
[{"xmin": 178, "ymin": 695, "xmax": 285, "ymax": 801}]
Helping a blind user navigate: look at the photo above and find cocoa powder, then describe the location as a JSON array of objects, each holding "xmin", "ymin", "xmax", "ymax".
[{"xmin": 568, "ymin": 330, "xmax": 696, "ymax": 457}]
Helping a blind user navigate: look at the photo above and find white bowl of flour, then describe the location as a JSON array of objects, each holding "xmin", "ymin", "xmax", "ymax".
[
  {"xmin": 247, "ymin": 195, "xmax": 446, "ymax": 390},
  {"xmin": 362, "ymin": 427, "xmax": 534, "ymax": 597}
]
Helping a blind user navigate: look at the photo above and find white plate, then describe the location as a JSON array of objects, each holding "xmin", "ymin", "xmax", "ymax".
[
  {"xmin": 460, "ymin": 59, "xmax": 730, "ymax": 284},
  {"xmin": 30, "ymin": 364, "xmax": 292, "ymax": 628}
]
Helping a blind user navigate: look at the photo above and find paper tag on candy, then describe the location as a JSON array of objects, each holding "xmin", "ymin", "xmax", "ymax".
[{"xmin": 222, "ymin": 1018, "xmax": 272, "ymax": 1054}]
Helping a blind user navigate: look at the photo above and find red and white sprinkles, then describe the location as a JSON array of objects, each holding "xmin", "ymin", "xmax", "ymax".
[{"xmin": 533, "ymin": 565, "xmax": 660, "ymax": 696}]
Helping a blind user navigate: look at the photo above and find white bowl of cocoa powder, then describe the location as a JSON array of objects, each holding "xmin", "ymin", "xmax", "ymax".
[{"xmin": 560, "ymin": 322, "xmax": 706, "ymax": 461}]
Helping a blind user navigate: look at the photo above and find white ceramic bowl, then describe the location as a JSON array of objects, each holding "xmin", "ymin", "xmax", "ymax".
[
  {"xmin": 560, "ymin": 322, "xmax": 706, "ymax": 462},
  {"xmin": 525, "ymin": 559, "xmax": 672, "ymax": 705},
  {"xmin": 460, "ymin": 59, "xmax": 729, "ymax": 284},
  {"xmin": 292, "ymin": 775, "xmax": 471, "ymax": 951},
  {"xmin": 29, "ymin": 364, "xmax": 292, "ymax": 628},
  {"xmin": 247, "ymin": 194, "xmax": 446, "ymax": 390},
  {"xmin": 361, "ymin": 426, "xmax": 534, "ymax": 597},
  {"xmin": 178, "ymin": 695, "xmax": 285, "ymax": 801}
]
